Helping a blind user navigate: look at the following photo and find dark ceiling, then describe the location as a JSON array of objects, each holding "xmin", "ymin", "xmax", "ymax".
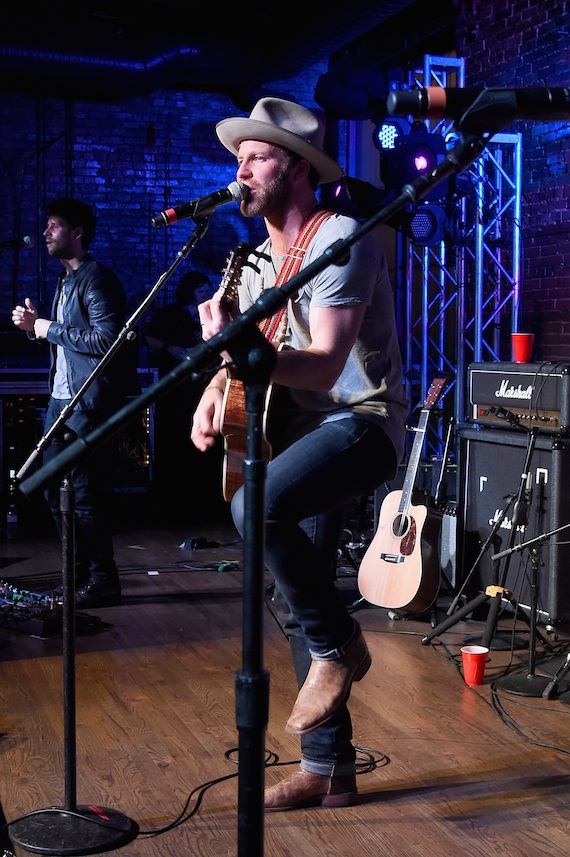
[{"xmin": 1, "ymin": 1, "xmax": 457, "ymax": 106}]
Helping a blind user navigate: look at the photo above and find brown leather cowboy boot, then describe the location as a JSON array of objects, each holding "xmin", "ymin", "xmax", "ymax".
[
  {"xmin": 264, "ymin": 769, "xmax": 358, "ymax": 812},
  {"xmin": 285, "ymin": 632, "xmax": 371, "ymax": 735}
]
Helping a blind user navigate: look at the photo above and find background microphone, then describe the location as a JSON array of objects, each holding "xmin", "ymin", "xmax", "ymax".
[
  {"xmin": 523, "ymin": 471, "xmax": 533, "ymax": 507},
  {"xmin": 151, "ymin": 181, "xmax": 248, "ymax": 227},
  {"xmin": 0, "ymin": 235, "xmax": 33, "ymax": 251},
  {"xmin": 513, "ymin": 472, "xmax": 533, "ymax": 529},
  {"xmin": 387, "ymin": 87, "xmax": 570, "ymax": 125}
]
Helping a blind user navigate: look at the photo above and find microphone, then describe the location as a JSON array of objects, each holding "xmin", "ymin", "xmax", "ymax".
[
  {"xmin": 513, "ymin": 472, "xmax": 533, "ymax": 529},
  {"xmin": 523, "ymin": 472, "xmax": 533, "ymax": 507},
  {"xmin": 386, "ymin": 87, "xmax": 570, "ymax": 126},
  {"xmin": 0, "ymin": 236, "xmax": 33, "ymax": 251},
  {"xmin": 151, "ymin": 181, "xmax": 248, "ymax": 227}
]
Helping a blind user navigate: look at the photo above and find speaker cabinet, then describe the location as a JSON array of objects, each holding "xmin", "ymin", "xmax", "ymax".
[{"xmin": 458, "ymin": 426, "xmax": 570, "ymax": 626}]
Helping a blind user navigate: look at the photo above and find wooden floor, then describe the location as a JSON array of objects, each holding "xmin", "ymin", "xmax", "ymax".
[{"xmin": 1, "ymin": 492, "xmax": 570, "ymax": 857}]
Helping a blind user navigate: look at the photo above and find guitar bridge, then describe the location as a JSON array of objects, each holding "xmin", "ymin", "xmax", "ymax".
[{"xmin": 380, "ymin": 553, "xmax": 405, "ymax": 563}]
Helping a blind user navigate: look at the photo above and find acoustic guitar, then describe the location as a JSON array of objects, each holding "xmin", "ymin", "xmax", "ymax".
[
  {"xmin": 357, "ymin": 377, "xmax": 447, "ymax": 614},
  {"xmin": 216, "ymin": 243, "xmax": 285, "ymax": 502}
]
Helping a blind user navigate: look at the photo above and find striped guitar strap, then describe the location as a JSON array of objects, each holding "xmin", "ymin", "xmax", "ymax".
[{"xmin": 258, "ymin": 208, "xmax": 335, "ymax": 343}]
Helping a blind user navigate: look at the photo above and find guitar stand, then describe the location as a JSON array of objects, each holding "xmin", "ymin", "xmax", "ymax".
[{"xmin": 9, "ymin": 475, "xmax": 138, "ymax": 855}]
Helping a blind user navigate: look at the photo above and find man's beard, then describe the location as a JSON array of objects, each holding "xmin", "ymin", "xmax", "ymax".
[{"xmin": 242, "ymin": 165, "xmax": 292, "ymax": 217}]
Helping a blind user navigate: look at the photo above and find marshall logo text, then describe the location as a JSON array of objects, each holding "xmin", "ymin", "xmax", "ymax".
[{"xmin": 494, "ymin": 379, "xmax": 533, "ymax": 400}]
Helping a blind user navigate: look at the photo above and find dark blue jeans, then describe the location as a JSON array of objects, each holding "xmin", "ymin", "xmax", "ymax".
[
  {"xmin": 43, "ymin": 397, "xmax": 120, "ymax": 586},
  {"xmin": 231, "ymin": 415, "xmax": 398, "ymax": 775}
]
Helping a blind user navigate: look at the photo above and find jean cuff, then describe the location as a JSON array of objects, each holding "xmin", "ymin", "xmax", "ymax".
[
  {"xmin": 309, "ymin": 622, "xmax": 360, "ymax": 661},
  {"xmin": 300, "ymin": 758, "xmax": 356, "ymax": 777}
]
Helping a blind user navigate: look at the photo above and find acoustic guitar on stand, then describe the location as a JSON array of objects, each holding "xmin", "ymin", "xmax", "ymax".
[
  {"xmin": 357, "ymin": 377, "xmax": 447, "ymax": 614},
  {"xmin": 215, "ymin": 243, "xmax": 285, "ymax": 502}
]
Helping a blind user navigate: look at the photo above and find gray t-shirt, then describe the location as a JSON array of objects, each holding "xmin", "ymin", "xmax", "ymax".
[
  {"xmin": 237, "ymin": 211, "xmax": 409, "ymax": 463},
  {"xmin": 52, "ymin": 273, "xmax": 71, "ymax": 400}
]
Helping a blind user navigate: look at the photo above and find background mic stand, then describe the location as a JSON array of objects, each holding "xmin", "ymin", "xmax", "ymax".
[
  {"xmin": 469, "ymin": 429, "xmax": 546, "ymax": 653},
  {"xmin": 421, "ymin": 428, "xmax": 540, "ymax": 649},
  {"xmin": 491, "ymin": 522, "xmax": 570, "ymax": 697},
  {"xmin": 420, "ymin": 492, "xmax": 516, "ymax": 644},
  {"xmin": 9, "ymin": 220, "xmax": 214, "ymax": 856},
  {"xmin": 494, "ymin": 545, "xmax": 552, "ymax": 697},
  {"xmin": 445, "ymin": 493, "xmax": 514, "ymax": 617},
  {"xmin": 9, "ymin": 467, "xmax": 139, "ymax": 855}
]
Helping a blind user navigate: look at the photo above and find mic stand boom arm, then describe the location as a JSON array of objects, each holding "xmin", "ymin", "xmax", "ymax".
[{"xmin": 490, "ymin": 521, "xmax": 570, "ymax": 562}]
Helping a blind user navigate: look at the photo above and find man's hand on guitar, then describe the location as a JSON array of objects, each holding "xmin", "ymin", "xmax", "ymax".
[
  {"xmin": 190, "ymin": 384, "xmax": 224, "ymax": 451},
  {"xmin": 197, "ymin": 292, "xmax": 237, "ymax": 363},
  {"xmin": 198, "ymin": 291, "xmax": 235, "ymax": 340}
]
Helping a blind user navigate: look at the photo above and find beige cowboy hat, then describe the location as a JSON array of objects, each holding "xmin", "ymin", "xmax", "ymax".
[{"xmin": 216, "ymin": 97, "xmax": 343, "ymax": 185}]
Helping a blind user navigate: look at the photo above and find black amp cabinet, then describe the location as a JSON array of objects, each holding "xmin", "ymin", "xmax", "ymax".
[{"xmin": 457, "ymin": 425, "xmax": 570, "ymax": 627}]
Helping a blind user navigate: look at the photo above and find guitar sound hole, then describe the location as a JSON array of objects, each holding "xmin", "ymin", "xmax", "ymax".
[{"xmin": 393, "ymin": 515, "xmax": 409, "ymax": 538}]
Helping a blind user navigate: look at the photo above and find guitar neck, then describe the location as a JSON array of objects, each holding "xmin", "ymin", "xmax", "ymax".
[{"xmin": 398, "ymin": 409, "xmax": 430, "ymax": 515}]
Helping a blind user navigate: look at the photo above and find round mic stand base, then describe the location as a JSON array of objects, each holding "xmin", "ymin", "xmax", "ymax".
[
  {"xmin": 494, "ymin": 546, "xmax": 554, "ymax": 698},
  {"xmin": 9, "ymin": 476, "xmax": 139, "ymax": 856},
  {"xmin": 9, "ymin": 806, "xmax": 139, "ymax": 856},
  {"xmin": 495, "ymin": 671, "xmax": 552, "ymax": 697}
]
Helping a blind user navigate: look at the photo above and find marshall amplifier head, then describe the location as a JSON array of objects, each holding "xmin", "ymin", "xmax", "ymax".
[{"xmin": 468, "ymin": 361, "xmax": 570, "ymax": 435}]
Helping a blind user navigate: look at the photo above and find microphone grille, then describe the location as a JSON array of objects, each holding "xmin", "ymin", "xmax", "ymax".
[
  {"xmin": 228, "ymin": 181, "xmax": 249, "ymax": 202},
  {"xmin": 23, "ymin": 235, "xmax": 33, "ymax": 248}
]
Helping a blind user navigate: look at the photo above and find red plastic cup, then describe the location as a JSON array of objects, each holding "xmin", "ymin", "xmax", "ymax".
[
  {"xmin": 511, "ymin": 332, "xmax": 534, "ymax": 363},
  {"xmin": 461, "ymin": 645, "xmax": 489, "ymax": 686}
]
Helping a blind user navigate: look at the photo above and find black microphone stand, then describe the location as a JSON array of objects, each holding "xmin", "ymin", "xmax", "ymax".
[
  {"xmin": 421, "ymin": 424, "xmax": 555, "ymax": 655},
  {"xmin": 9, "ymin": 219, "xmax": 213, "ymax": 857},
  {"xmin": 15, "ymin": 130, "xmax": 495, "ymax": 857},
  {"xmin": 8, "ymin": 472, "xmax": 140, "ymax": 854},
  {"xmin": 491, "ymin": 500, "xmax": 568, "ymax": 698},
  {"xmin": 421, "ymin": 491, "xmax": 517, "ymax": 641}
]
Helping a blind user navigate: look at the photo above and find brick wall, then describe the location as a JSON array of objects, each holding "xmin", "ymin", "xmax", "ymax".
[
  {"xmin": 0, "ymin": 67, "xmax": 328, "ymax": 368},
  {"xmin": 457, "ymin": 0, "xmax": 570, "ymax": 361}
]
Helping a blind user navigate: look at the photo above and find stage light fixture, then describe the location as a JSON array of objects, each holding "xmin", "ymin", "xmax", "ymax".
[
  {"xmin": 372, "ymin": 117, "xmax": 411, "ymax": 152},
  {"xmin": 401, "ymin": 204, "xmax": 446, "ymax": 245},
  {"xmin": 378, "ymin": 121, "xmax": 448, "ymax": 200},
  {"xmin": 398, "ymin": 202, "xmax": 461, "ymax": 247}
]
